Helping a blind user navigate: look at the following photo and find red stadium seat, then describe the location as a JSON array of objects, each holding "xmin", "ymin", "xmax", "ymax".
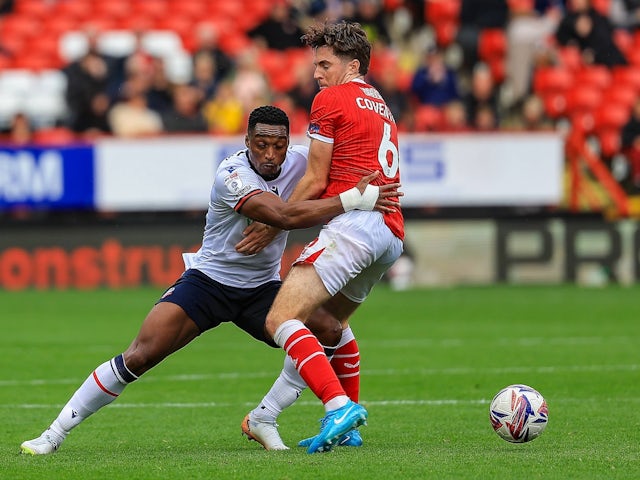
[
  {"xmin": 92, "ymin": 0, "xmax": 132, "ymax": 22},
  {"xmin": 434, "ymin": 21, "xmax": 458, "ymax": 48},
  {"xmin": 414, "ymin": 105, "xmax": 444, "ymax": 132},
  {"xmin": 611, "ymin": 66, "xmax": 640, "ymax": 92},
  {"xmin": 556, "ymin": 46, "xmax": 583, "ymax": 72},
  {"xmin": 425, "ymin": 0, "xmax": 461, "ymax": 25},
  {"xmin": 574, "ymin": 65, "xmax": 612, "ymax": 91},
  {"xmin": 566, "ymin": 85, "xmax": 602, "ymax": 114},
  {"xmin": 478, "ymin": 28, "xmax": 507, "ymax": 62},
  {"xmin": 532, "ymin": 67, "xmax": 574, "ymax": 95},
  {"xmin": 32, "ymin": 127, "xmax": 77, "ymax": 146}
]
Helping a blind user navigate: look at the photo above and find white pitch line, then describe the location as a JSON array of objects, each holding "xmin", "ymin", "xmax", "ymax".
[
  {"xmin": 0, "ymin": 364, "xmax": 637, "ymax": 388},
  {"xmin": 4, "ymin": 397, "xmax": 640, "ymax": 410}
]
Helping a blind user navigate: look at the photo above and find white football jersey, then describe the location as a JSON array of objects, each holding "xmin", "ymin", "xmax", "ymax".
[{"xmin": 187, "ymin": 144, "xmax": 309, "ymax": 288}]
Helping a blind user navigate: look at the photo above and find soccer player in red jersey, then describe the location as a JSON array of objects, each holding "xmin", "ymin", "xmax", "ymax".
[{"xmin": 261, "ymin": 21, "xmax": 404, "ymax": 454}]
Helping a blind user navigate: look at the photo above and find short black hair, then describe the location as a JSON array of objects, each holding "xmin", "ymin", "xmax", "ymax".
[
  {"xmin": 301, "ymin": 21, "xmax": 371, "ymax": 75},
  {"xmin": 248, "ymin": 106, "xmax": 290, "ymax": 135}
]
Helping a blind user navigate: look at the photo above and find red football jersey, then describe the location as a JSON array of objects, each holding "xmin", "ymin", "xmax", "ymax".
[{"xmin": 308, "ymin": 79, "xmax": 404, "ymax": 240}]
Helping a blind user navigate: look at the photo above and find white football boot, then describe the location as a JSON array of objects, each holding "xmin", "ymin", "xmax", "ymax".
[
  {"xmin": 241, "ymin": 413, "xmax": 289, "ymax": 450},
  {"xmin": 20, "ymin": 429, "xmax": 64, "ymax": 455}
]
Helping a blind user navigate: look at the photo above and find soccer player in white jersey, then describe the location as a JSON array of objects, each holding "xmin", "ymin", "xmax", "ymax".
[
  {"xmin": 19, "ymin": 105, "xmax": 401, "ymax": 455},
  {"xmin": 251, "ymin": 22, "xmax": 405, "ymax": 454}
]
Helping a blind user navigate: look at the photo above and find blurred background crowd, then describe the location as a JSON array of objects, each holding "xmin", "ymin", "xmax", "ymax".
[{"xmin": 2, "ymin": 0, "xmax": 640, "ymax": 190}]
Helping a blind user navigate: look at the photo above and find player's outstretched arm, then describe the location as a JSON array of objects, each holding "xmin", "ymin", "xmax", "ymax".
[{"xmin": 237, "ymin": 172, "xmax": 401, "ymax": 231}]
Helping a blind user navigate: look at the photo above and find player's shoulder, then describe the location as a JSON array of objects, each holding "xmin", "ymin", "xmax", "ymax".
[
  {"xmin": 287, "ymin": 143, "xmax": 309, "ymax": 159},
  {"xmin": 218, "ymin": 149, "xmax": 247, "ymax": 172}
]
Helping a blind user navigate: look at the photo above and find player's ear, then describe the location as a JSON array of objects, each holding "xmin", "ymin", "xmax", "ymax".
[{"xmin": 244, "ymin": 135, "xmax": 250, "ymax": 147}]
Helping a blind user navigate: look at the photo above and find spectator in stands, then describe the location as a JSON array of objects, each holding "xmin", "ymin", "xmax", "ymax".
[
  {"xmin": 191, "ymin": 22, "xmax": 234, "ymax": 81},
  {"xmin": 161, "ymin": 84, "xmax": 208, "ymax": 133},
  {"xmin": 0, "ymin": 0, "xmax": 14, "ymax": 16},
  {"xmin": 108, "ymin": 75, "xmax": 162, "ymax": 138},
  {"xmin": 63, "ymin": 49, "xmax": 112, "ymax": 136},
  {"xmin": 555, "ymin": 0, "xmax": 627, "ymax": 67},
  {"xmin": 370, "ymin": 65, "xmax": 412, "ymax": 130},
  {"xmin": 513, "ymin": 94, "xmax": 554, "ymax": 130},
  {"xmin": 620, "ymin": 97, "xmax": 640, "ymax": 190},
  {"xmin": 504, "ymin": 0, "xmax": 563, "ymax": 111},
  {"xmin": 410, "ymin": 46, "xmax": 460, "ymax": 107},
  {"xmin": 190, "ymin": 51, "xmax": 221, "ymax": 102},
  {"xmin": 441, "ymin": 100, "xmax": 471, "ymax": 132},
  {"xmin": 248, "ymin": 1, "xmax": 306, "ymax": 50},
  {"xmin": 231, "ymin": 47, "xmax": 272, "ymax": 114},
  {"xmin": 462, "ymin": 62, "xmax": 501, "ymax": 129},
  {"xmin": 287, "ymin": 62, "xmax": 319, "ymax": 113},
  {"xmin": 345, "ymin": 0, "xmax": 392, "ymax": 46},
  {"xmin": 474, "ymin": 104, "xmax": 499, "ymax": 130},
  {"xmin": 1, "ymin": 112, "xmax": 33, "ymax": 145},
  {"xmin": 456, "ymin": 0, "xmax": 510, "ymax": 72},
  {"xmin": 202, "ymin": 80, "xmax": 245, "ymax": 135},
  {"xmin": 146, "ymin": 57, "xmax": 173, "ymax": 114}
]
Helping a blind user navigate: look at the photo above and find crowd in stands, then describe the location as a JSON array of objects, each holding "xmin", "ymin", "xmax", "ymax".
[{"xmin": 2, "ymin": 0, "xmax": 640, "ymax": 189}]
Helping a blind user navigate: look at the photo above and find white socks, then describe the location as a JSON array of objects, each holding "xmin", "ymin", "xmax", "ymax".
[{"xmin": 47, "ymin": 355, "xmax": 137, "ymax": 439}]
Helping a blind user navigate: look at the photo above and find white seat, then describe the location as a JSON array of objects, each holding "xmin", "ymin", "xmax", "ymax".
[
  {"xmin": 23, "ymin": 93, "xmax": 68, "ymax": 128},
  {"xmin": 37, "ymin": 70, "xmax": 68, "ymax": 95},
  {"xmin": 59, "ymin": 31, "xmax": 89, "ymax": 63},
  {"xmin": 0, "ymin": 93, "xmax": 26, "ymax": 129},
  {"xmin": 0, "ymin": 70, "xmax": 38, "ymax": 96},
  {"xmin": 141, "ymin": 30, "xmax": 184, "ymax": 59},
  {"xmin": 164, "ymin": 51, "xmax": 193, "ymax": 84},
  {"xmin": 98, "ymin": 30, "xmax": 137, "ymax": 58}
]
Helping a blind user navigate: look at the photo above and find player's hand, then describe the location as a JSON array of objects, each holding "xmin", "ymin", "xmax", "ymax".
[
  {"xmin": 354, "ymin": 171, "xmax": 403, "ymax": 214},
  {"xmin": 235, "ymin": 222, "xmax": 280, "ymax": 255}
]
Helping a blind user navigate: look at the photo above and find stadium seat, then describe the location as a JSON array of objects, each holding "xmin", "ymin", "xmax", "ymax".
[
  {"xmin": 93, "ymin": 0, "xmax": 132, "ymax": 22},
  {"xmin": 532, "ymin": 67, "xmax": 573, "ymax": 96},
  {"xmin": 168, "ymin": 0, "xmax": 207, "ymax": 19},
  {"xmin": 163, "ymin": 51, "xmax": 194, "ymax": 84},
  {"xmin": 141, "ymin": 31, "xmax": 185, "ymax": 59},
  {"xmin": 425, "ymin": 0, "xmax": 461, "ymax": 25},
  {"xmin": 556, "ymin": 46, "xmax": 583, "ymax": 72},
  {"xmin": 566, "ymin": 85, "xmax": 602, "ymax": 114},
  {"xmin": 97, "ymin": 31, "xmax": 138, "ymax": 58},
  {"xmin": 52, "ymin": 0, "xmax": 92, "ymax": 21},
  {"xmin": 611, "ymin": 66, "xmax": 640, "ymax": 92},
  {"xmin": 0, "ymin": 93, "xmax": 25, "ymax": 130},
  {"xmin": 602, "ymin": 85, "xmax": 636, "ymax": 109},
  {"xmin": 433, "ymin": 21, "xmax": 458, "ymax": 48},
  {"xmin": 0, "ymin": 70, "xmax": 38, "ymax": 97},
  {"xmin": 132, "ymin": 0, "xmax": 170, "ymax": 20},
  {"xmin": 478, "ymin": 28, "xmax": 507, "ymax": 62},
  {"xmin": 59, "ymin": 31, "xmax": 90, "ymax": 64},
  {"xmin": 32, "ymin": 127, "xmax": 77, "ymax": 145},
  {"xmin": 574, "ymin": 66, "xmax": 612, "ymax": 91},
  {"xmin": 414, "ymin": 105, "xmax": 444, "ymax": 132},
  {"xmin": 24, "ymin": 93, "xmax": 68, "ymax": 128},
  {"xmin": 37, "ymin": 70, "xmax": 68, "ymax": 95}
]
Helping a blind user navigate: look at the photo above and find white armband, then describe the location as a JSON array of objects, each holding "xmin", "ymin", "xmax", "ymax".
[{"xmin": 339, "ymin": 184, "xmax": 379, "ymax": 212}]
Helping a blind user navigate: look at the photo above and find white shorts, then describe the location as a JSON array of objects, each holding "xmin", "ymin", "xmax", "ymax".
[{"xmin": 294, "ymin": 210, "xmax": 404, "ymax": 302}]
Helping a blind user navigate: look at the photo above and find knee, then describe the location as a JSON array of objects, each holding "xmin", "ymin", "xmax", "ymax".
[
  {"xmin": 305, "ymin": 307, "xmax": 342, "ymax": 347},
  {"xmin": 122, "ymin": 342, "xmax": 160, "ymax": 376}
]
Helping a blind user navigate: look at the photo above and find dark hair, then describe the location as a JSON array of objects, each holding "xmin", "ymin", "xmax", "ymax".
[
  {"xmin": 301, "ymin": 21, "xmax": 371, "ymax": 75},
  {"xmin": 248, "ymin": 105, "xmax": 289, "ymax": 134}
]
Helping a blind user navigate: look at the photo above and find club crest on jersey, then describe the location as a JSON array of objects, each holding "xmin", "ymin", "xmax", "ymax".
[{"xmin": 224, "ymin": 172, "xmax": 245, "ymax": 194}]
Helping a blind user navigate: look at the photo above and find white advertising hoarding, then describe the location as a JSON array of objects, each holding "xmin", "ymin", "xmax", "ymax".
[{"xmin": 94, "ymin": 133, "xmax": 564, "ymax": 211}]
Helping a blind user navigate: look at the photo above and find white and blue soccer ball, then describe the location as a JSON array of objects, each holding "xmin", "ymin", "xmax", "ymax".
[{"xmin": 489, "ymin": 384, "xmax": 548, "ymax": 443}]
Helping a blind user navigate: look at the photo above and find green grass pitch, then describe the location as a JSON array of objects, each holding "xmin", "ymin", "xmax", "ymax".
[{"xmin": 1, "ymin": 284, "xmax": 639, "ymax": 479}]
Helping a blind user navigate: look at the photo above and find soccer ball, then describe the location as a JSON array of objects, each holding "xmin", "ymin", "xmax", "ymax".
[{"xmin": 489, "ymin": 384, "xmax": 548, "ymax": 443}]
